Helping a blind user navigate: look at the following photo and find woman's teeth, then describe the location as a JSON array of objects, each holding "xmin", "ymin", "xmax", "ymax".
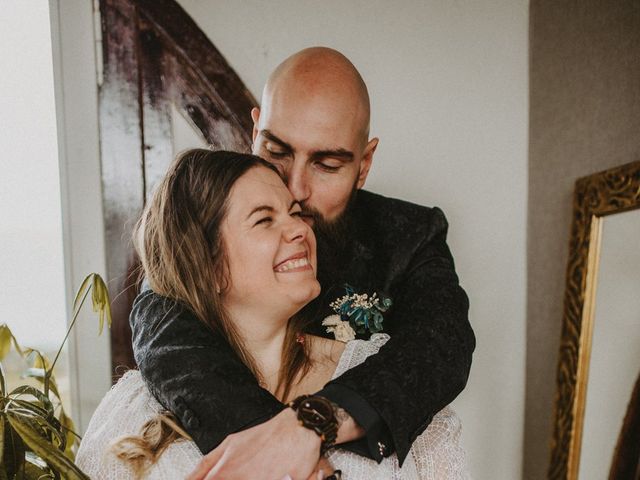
[{"xmin": 275, "ymin": 257, "xmax": 309, "ymax": 272}]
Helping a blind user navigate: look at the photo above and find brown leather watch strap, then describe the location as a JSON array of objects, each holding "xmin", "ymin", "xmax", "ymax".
[{"xmin": 289, "ymin": 395, "xmax": 339, "ymax": 454}]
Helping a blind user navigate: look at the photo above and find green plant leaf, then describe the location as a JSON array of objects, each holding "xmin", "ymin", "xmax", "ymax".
[
  {"xmin": 0, "ymin": 362, "xmax": 6, "ymax": 396},
  {"xmin": 9, "ymin": 385, "xmax": 55, "ymax": 418},
  {"xmin": 0, "ymin": 415, "xmax": 5, "ymax": 478},
  {"xmin": 6, "ymin": 404, "xmax": 65, "ymax": 452},
  {"xmin": 22, "ymin": 349, "xmax": 62, "ymax": 401},
  {"xmin": 21, "ymin": 367, "xmax": 61, "ymax": 403},
  {"xmin": 6, "ymin": 399, "xmax": 53, "ymax": 429},
  {"xmin": 0, "ymin": 324, "xmax": 22, "ymax": 361},
  {"xmin": 24, "ymin": 349, "xmax": 51, "ymax": 371},
  {"xmin": 18, "ymin": 453, "xmax": 55, "ymax": 479},
  {"xmin": 0, "ymin": 325, "xmax": 11, "ymax": 361},
  {"xmin": 72, "ymin": 274, "xmax": 93, "ymax": 314},
  {"xmin": 2, "ymin": 416, "xmax": 26, "ymax": 478},
  {"xmin": 91, "ymin": 274, "xmax": 112, "ymax": 334},
  {"xmin": 58, "ymin": 410, "xmax": 78, "ymax": 459},
  {"xmin": 0, "ymin": 274, "xmax": 113, "ymax": 479},
  {"xmin": 7, "ymin": 413, "xmax": 89, "ymax": 479}
]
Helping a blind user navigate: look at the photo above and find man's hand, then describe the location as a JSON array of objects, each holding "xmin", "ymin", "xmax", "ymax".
[{"xmin": 186, "ymin": 408, "xmax": 321, "ymax": 480}]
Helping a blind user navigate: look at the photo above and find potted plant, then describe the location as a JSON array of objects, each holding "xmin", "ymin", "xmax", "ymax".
[{"xmin": 0, "ymin": 273, "xmax": 112, "ymax": 479}]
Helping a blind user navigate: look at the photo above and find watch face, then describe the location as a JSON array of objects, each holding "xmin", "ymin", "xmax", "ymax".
[{"xmin": 298, "ymin": 398, "xmax": 334, "ymax": 428}]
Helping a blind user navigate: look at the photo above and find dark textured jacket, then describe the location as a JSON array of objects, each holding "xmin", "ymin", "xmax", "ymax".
[{"xmin": 130, "ymin": 189, "xmax": 475, "ymax": 465}]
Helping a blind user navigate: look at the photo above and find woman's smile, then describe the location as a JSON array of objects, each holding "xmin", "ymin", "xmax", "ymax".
[{"xmin": 274, "ymin": 251, "xmax": 311, "ymax": 273}]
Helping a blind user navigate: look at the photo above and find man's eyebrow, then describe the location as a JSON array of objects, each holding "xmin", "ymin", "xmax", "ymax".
[
  {"xmin": 246, "ymin": 200, "xmax": 299, "ymax": 220},
  {"xmin": 309, "ymin": 149, "xmax": 355, "ymax": 162},
  {"xmin": 261, "ymin": 129, "xmax": 353, "ymax": 162},
  {"xmin": 261, "ymin": 130, "xmax": 294, "ymax": 152}
]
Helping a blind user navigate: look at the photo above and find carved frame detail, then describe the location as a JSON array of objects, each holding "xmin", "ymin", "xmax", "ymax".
[{"xmin": 549, "ymin": 160, "xmax": 640, "ymax": 479}]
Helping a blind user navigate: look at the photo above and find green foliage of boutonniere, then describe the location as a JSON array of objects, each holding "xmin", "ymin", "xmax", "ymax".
[{"xmin": 323, "ymin": 285, "xmax": 392, "ymax": 342}]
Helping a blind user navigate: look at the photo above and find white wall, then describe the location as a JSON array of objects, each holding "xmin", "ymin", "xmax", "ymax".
[
  {"xmin": 177, "ymin": 1, "xmax": 529, "ymax": 478},
  {"xmin": 0, "ymin": 0, "xmax": 71, "ymax": 407},
  {"xmin": 49, "ymin": 0, "xmax": 111, "ymax": 430},
  {"xmin": 0, "ymin": 2, "xmax": 66, "ymax": 350}
]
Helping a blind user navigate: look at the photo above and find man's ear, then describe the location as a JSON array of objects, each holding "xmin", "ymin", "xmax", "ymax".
[
  {"xmin": 250, "ymin": 107, "xmax": 261, "ymax": 145},
  {"xmin": 356, "ymin": 137, "xmax": 379, "ymax": 189}
]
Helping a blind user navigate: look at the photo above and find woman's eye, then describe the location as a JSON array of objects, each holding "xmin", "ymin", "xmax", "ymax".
[
  {"xmin": 255, "ymin": 217, "xmax": 272, "ymax": 226},
  {"xmin": 290, "ymin": 210, "xmax": 303, "ymax": 217}
]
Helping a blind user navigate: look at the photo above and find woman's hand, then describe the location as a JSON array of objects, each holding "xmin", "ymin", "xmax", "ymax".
[
  {"xmin": 187, "ymin": 408, "xmax": 321, "ymax": 480},
  {"xmin": 304, "ymin": 456, "xmax": 334, "ymax": 480}
]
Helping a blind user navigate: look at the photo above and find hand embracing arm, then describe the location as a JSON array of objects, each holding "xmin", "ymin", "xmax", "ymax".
[
  {"xmin": 130, "ymin": 289, "xmax": 284, "ymax": 453},
  {"xmin": 131, "ymin": 290, "xmax": 349, "ymax": 479}
]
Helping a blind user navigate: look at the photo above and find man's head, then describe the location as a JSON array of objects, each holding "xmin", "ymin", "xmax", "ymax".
[{"xmin": 251, "ymin": 47, "xmax": 378, "ymax": 229}]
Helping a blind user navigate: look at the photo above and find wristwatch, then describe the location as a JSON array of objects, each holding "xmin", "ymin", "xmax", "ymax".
[{"xmin": 289, "ymin": 395, "xmax": 339, "ymax": 454}]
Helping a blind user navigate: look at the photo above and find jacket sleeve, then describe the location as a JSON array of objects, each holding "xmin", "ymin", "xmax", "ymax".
[
  {"xmin": 320, "ymin": 207, "xmax": 475, "ymax": 465},
  {"xmin": 129, "ymin": 289, "xmax": 285, "ymax": 454}
]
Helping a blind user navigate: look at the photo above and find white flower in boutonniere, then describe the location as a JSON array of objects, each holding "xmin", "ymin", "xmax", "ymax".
[
  {"xmin": 326, "ymin": 284, "xmax": 393, "ymax": 340},
  {"xmin": 322, "ymin": 314, "xmax": 356, "ymax": 343}
]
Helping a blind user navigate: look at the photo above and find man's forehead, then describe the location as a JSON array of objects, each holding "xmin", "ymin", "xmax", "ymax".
[{"xmin": 258, "ymin": 107, "xmax": 360, "ymax": 149}]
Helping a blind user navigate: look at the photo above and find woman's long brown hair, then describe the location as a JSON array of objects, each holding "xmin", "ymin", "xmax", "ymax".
[
  {"xmin": 114, "ymin": 150, "xmax": 315, "ymax": 477},
  {"xmin": 133, "ymin": 148, "xmax": 312, "ymax": 397}
]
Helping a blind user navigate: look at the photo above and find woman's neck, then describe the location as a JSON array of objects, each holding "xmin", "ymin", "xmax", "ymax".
[
  {"xmin": 225, "ymin": 304, "xmax": 346, "ymax": 401},
  {"xmin": 226, "ymin": 304, "xmax": 289, "ymax": 387}
]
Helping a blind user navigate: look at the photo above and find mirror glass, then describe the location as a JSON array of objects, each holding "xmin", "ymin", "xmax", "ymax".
[{"xmin": 578, "ymin": 208, "xmax": 640, "ymax": 478}]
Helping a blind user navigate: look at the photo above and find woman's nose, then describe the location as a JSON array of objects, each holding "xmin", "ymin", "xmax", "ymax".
[{"xmin": 284, "ymin": 216, "xmax": 308, "ymax": 243}]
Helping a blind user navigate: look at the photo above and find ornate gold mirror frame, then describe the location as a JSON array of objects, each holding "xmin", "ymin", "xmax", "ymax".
[{"xmin": 549, "ymin": 160, "xmax": 640, "ymax": 479}]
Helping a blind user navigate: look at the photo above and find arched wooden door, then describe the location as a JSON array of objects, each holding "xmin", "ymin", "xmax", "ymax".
[{"xmin": 99, "ymin": 0, "xmax": 257, "ymax": 375}]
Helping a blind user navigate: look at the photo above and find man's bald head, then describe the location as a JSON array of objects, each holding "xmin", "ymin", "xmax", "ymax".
[
  {"xmin": 250, "ymin": 47, "xmax": 378, "ymax": 227},
  {"xmin": 262, "ymin": 47, "xmax": 371, "ymax": 144}
]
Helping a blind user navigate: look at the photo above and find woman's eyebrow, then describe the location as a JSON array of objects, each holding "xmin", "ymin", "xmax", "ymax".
[
  {"xmin": 246, "ymin": 200, "xmax": 298, "ymax": 220},
  {"xmin": 246, "ymin": 205, "xmax": 274, "ymax": 220}
]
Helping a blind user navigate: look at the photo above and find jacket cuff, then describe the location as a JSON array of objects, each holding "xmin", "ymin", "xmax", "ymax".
[{"xmin": 317, "ymin": 383, "xmax": 394, "ymax": 462}]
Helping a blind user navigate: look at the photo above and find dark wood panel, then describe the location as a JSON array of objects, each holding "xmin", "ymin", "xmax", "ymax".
[
  {"xmin": 133, "ymin": 0, "xmax": 257, "ymax": 135},
  {"xmin": 99, "ymin": 0, "xmax": 145, "ymax": 377},
  {"xmin": 100, "ymin": 0, "xmax": 257, "ymax": 378}
]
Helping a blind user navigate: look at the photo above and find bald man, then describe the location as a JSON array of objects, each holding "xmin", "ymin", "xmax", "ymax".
[{"xmin": 130, "ymin": 48, "xmax": 475, "ymax": 479}]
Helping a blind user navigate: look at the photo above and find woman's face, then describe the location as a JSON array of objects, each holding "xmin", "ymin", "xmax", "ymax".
[{"xmin": 221, "ymin": 166, "xmax": 320, "ymax": 317}]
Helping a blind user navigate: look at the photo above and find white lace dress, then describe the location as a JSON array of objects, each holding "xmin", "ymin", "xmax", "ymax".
[{"xmin": 76, "ymin": 334, "xmax": 469, "ymax": 479}]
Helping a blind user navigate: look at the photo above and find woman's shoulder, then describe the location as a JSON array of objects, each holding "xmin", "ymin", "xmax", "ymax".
[{"xmin": 76, "ymin": 370, "xmax": 202, "ymax": 478}]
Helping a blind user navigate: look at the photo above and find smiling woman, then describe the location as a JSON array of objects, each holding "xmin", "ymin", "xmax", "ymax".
[
  {"xmin": 75, "ymin": 148, "xmax": 328, "ymax": 477},
  {"xmin": 222, "ymin": 165, "xmax": 320, "ymax": 322}
]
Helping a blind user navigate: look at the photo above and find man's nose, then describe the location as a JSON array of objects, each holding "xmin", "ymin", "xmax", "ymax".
[{"xmin": 286, "ymin": 162, "xmax": 310, "ymax": 202}]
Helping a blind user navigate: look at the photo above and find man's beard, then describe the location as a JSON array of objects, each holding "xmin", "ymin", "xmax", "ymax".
[
  {"xmin": 301, "ymin": 187, "xmax": 357, "ymax": 252},
  {"xmin": 300, "ymin": 185, "xmax": 358, "ymax": 286}
]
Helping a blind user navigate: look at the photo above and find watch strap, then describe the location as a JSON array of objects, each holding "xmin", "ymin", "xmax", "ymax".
[{"xmin": 289, "ymin": 395, "xmax": 339, "ymax": 454}]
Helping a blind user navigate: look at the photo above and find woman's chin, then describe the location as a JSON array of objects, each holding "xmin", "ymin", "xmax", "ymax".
[{"xmin": 286, "ymin": 281, "xmax": 321, "ymax": 309}]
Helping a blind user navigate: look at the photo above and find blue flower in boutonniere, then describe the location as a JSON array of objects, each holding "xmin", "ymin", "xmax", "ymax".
[{"xmin": 323, "ymin": 284, "xmax": 393, "ymax": 342}]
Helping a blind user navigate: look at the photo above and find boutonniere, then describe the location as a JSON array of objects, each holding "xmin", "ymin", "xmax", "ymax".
[{"xmin": 322, "ymin": 285, "xmax": 392, "ymax": 343}]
